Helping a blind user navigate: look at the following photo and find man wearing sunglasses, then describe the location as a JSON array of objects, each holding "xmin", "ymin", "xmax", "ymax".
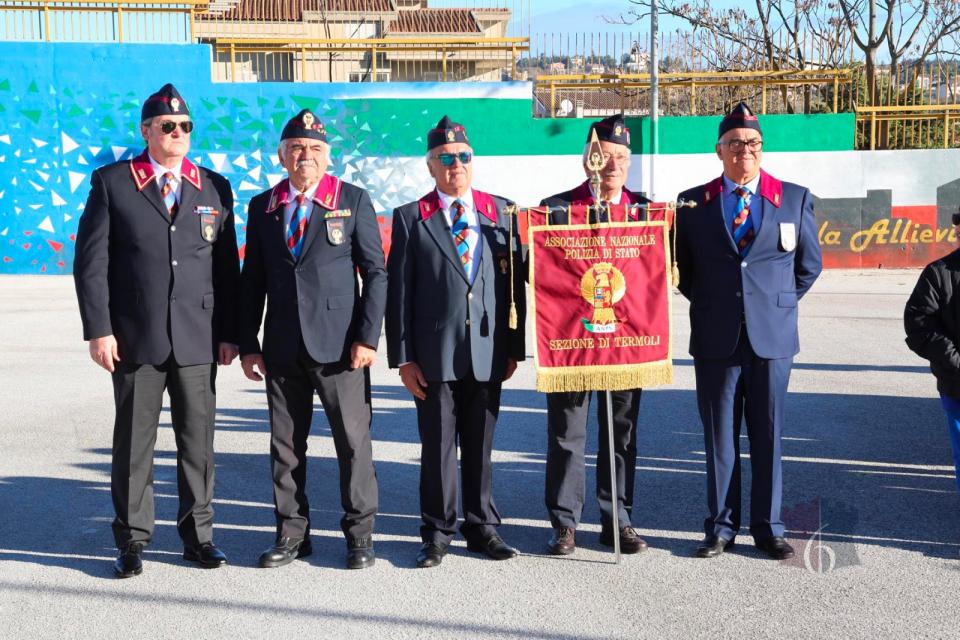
[
  {"xmin": 74, "ymin": 83, "xmax": 240, "ymax": 577},
  {"xmin": 386, "ymin": 116, "xmax": 526, "ymax": 568},
  {"xmin": 537, "ymin": 115, "xmax": 652, "ymax": 557},
  {"xmin": 239, "ymin": 109, "xmax": 386, "ymax": 571},
  {"xmin": 675, "ymin": 102, "xmax": 821, "ymax": 560}
]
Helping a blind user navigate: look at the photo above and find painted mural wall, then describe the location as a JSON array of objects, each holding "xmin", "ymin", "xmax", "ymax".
[{"xmin": 0, "ymin": 42, "xmax": 957, "ymax": 275}]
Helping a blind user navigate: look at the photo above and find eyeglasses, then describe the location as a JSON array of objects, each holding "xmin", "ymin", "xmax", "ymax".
[
  {"xmin": 721, "ymin": 139, "xmax": 763, "ymax": 152},
  {"xmin": 157, "ymin": 120, "xmax": 194, "ymax": 135},
  {"xmin": 432, "ymin": 152, "xmax": 472, "ymax": 166},
  {"xmin": 600, "ymin": 153, "xmax": 631, "ymax": 164}
]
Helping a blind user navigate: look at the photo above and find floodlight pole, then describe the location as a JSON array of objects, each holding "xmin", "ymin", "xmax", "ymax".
[{"xmin": 649, "ymin": 0, "xmax": 659, "ymax": 199}]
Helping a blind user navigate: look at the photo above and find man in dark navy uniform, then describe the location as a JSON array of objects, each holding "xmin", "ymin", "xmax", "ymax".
[
  {"xmin": 675, "ymin": 103, "xmax": 822, "ymax": 559},
  {"xmin": 386, "ymin": 116, "xmax": 526, "ymax": 568},
  {"xmin": 539, "ymin": 115, "xmax": 651, "ymax": 556},
  {"xmin": 239, "ymin": 110, "xmax": 386, "ymax": 570},
  {"xmin": 74, "ymin": 83, "xmax": 240, "ymax": 577}
]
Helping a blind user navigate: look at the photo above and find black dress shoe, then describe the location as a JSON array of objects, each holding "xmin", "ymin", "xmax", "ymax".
[
  {"xmin": 754, "ymin": 536, "xmax": 795, "ymax": 560},
  {"xmin": 114, "ymin": 542, "xmax": 144, "ymax": 578},
  {"xmin": 599, "ymin": 526, "xmax": 649, "ymax": 554},
  {"xmin": 696, "ymin": 536, "xmax": 734, "ymax": 558},
  {"xmin": 548, "ymin": 527, "xmax": 576, "ymax": 555},
  {"xmin": 416, "ymin": 542, "xmax": 448, "ymax": 568},
  {"xmin": 183, "ymin": 542, "xmax": 227, "ymax": 568},
  {"xmin": 258, "ymin": 537, "xmax": 313, "ymax": 568},
  {"xmin": 346, "ymin": 537, "xmax": 375, "ymax": 570},
  {"xmin": 466, "ymin": 535, "xmax": 518, "ymax": 560}
]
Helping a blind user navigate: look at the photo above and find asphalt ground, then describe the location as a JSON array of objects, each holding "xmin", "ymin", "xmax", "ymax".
[{"xmin": 0, "ymin": 270, "xmax": 957, "ymax": 639}]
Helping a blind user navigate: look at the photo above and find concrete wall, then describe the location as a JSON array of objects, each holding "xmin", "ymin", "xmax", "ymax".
[{"xmin": 0, "ymin": 41, "xmax": 956, "ymax": 274}]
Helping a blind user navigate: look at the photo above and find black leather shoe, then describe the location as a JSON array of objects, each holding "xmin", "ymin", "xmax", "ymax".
[
  {"xmin": 416, "ymin": 542, "xmax": 448, "ymax": 568},
  {"xmin": 183, "ymin": 542, "xmax": 227, "ymax": 568},
  {"xmin": 754, "ymin": 536, "xmax": 795, "ymax": 560},
  {"xmin": 258, "ymin": 537, "xmax": 313, "ymax": 568},
  {"xmin": 599, "ymin": 526, "xmax": 648, "ymax": 554},
  {"xmin": 696, "ymin": 536, "xmax": 735, "ymax": 558},
  {"xmin": 548, "ymin": 527, "xmax": 576, "ymax": 555},
  {"xmin": 466, "ymin": 535, "xmax": 518, "ymax": 560},
  {"xmin": 114, "ymin": 542, "xmax": 144, "ymax": 578},
  {"xmin": 346, "ymin": 537, "xmax": 375, "ymax": 570}
]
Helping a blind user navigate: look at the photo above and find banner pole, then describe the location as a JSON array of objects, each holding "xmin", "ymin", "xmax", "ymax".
[{"xmin": 604, "ymin": 390, "xmax": 621, "ymax": 564}]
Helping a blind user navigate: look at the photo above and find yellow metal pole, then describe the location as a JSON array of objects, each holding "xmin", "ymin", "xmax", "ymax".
[
  {"xmin": 511, "ymin": 45, "xmax": 517, "ymax": 80},
  {"xmin": 189, "ymin": 6, "xmax": 195, "ymax": 42},
  {"xmin": 761, "ymin": 78, "xmax": 767, "ymax": 114},
  {"xmin": 230, "ymin": 42, "xmax": 236, "ymax": 83},
  {"xmin": 43, "ymin": 2, "xmax": 50, "ymax": 42},
  {"xmin": 870, "ymin": 112, "xmax": 877, "ymax": 150},
  {"xmin": 690, "ymin": 81, "xmax": 696, "ymax": 115},
  {"xmin": 441, "ymin": 47, "xmax": 446, "ymax": 81},
  {"xmin": 833, "ymin": 76, "xmax": 839, "ymax": 113},
  {"xmin": 300, "ymin": 46, "xmax": 306, "ymax": 82},
  {"xmin": 550, "ymin": 81, "xmax": 556, "ymax": 116},
  {"xmin": 371, "ymin": 45, "xmax": 377, "ymax": 81},
  {"xmin": 945, "ymin": 112, "xmax": 951, "ymax": 149},
  {"xmin": 117, "ymin": 5, "xmax": 123, "ymax": 43}
]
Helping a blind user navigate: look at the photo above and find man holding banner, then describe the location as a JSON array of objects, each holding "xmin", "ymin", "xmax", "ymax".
[
  {"xmin": 386, "ymin": 116, "xmax": 526, "ymax": 568},
  {"xmin": 538, "ymin": 116, "xmax": 652, "ymax": 556},
  {"xmin": 675, "ymin": 103, "xmax": 822, "ymax": 560}
]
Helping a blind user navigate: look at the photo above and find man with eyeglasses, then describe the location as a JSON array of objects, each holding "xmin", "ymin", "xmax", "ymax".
[
  {"xmin": 386, "ymin": 115, "xmax": 526, "ymax": 568},
  {"xmin": 239, "ymin": 109, "xmax": 386, "ymax": 570},
  {"xmin": 675, "ymin": 102, "xmax": 821, "ymax": 560},
  {"xmin": 536, "ymin": 114, "xmax": 652, "ymax": 557},
  {"xmin": 74, "ymin": 83, "xmax": 240, "ymax": 577}
]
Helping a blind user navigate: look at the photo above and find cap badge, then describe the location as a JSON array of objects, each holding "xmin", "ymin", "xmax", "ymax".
[
  {"xmin": 171, "ymin": 98, "xmax": 180, "ymax": 113},
  {"xmin": 614, "ymin": 125, "xmax": 622, "ymax": 136},
  {"xmin": 446, "ymin": 130, "xmax": 455, "ymax": 142},
  {"xmin": 303, "ymin": 112, "xmax": 315, "ymax": 128}
]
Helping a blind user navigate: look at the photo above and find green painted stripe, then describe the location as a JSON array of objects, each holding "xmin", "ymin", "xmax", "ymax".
[{"xmin": 334, "ymin": 99, "xmax": 854, "ymax": 156}]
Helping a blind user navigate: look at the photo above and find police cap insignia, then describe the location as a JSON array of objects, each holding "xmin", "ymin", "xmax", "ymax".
[
  {"xmin": 587, "ymin": 114, "xmax": 630, "ymax": 147},
  {"xmin": 719, "ymin": 101, "xmax": 762, "ymax": 140},
  {"xmin": 427, "ymin": 115, "xmax": 470, "ymax": 150},
  {"xmin": 141, "ymin": 83, "xmax": 190, "ymax": 121},
  {"xmin": 281, "ymin": 108, "xmax": 327, "ymax": 142}
]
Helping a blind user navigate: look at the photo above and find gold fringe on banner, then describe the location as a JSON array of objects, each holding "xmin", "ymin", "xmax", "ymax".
[{"xmin": 536, "ymin": 360, "xmax": 674, "ymax": 393}]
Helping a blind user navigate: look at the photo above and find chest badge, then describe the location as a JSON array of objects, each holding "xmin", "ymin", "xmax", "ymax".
[{"xmin": 327, "ymin": 219, "xmax": 346, "ymax": 246}]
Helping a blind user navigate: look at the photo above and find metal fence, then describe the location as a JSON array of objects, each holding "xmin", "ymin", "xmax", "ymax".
[{"xmin": 0, "ymin": 0, "xmax": 201, "ymax": 42}]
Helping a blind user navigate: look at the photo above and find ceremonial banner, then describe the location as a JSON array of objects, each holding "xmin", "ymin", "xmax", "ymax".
[{"xmin": 528, "ymin": 212, "xmax": 673, "ymax": 393}]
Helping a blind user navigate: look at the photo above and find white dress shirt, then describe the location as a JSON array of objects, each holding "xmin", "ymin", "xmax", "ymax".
[
  {"xmin": 148, "ymin": 153, "xmax": 182, "ymax": 204},
  {"xmin": 283, "ymin": 180, "xmax": 320, "ymax": 230}
]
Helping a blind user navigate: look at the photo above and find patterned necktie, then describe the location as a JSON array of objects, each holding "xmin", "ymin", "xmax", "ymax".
[
  {"xmin": 287, "ymin": 193, "xmax": 310, "ymax": 259},
  {"xmin": 731, "ymin": 186, "xmax": 756, "ymax": 256},
  {"xmin": 160, "ymin": 172, "xmax": 178, "ymax": 218},
  {"xmin": 451, "ymin": 199, "xmax": 472, "ymax": 275}
]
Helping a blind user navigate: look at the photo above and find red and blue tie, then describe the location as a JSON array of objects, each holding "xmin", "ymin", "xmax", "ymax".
[
  {"xmin": 732, "ymin": 186, "xmax": 755, "ymax": 256},
  {"xmin": 287, "ymin": 193, "xmax": 310, "ymax": 259},
  {"xmin": 451, "ymin": 199, "xmax": 471, "ymax": 276}
]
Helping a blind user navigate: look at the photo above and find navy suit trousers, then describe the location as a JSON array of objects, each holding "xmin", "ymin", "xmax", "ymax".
[{"xmin": 694, "ymin": 326, "xmax": 792, "ymax": 541}]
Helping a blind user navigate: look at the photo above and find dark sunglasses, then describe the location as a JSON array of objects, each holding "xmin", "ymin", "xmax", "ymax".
[
  {"xmin": 433, "ymin": 152, "xmax": 472, "ymax": 166},
  {"xmin": 158, "ymin": 120, "xmax": 194, "ymax": 135}
]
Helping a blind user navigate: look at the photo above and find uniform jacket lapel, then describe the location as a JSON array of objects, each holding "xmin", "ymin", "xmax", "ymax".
[
  {"xmin": 300, "ymin": 172, "xmax": 343, "ymax": 259},
  {"xmin": 751, "ymin": 170, "xmax": 784, "ymax": 256},
  {"xmin": 129, "ymin": 151, "xmax": 171, "ymax": 223},
  {"xmin": 176, "ymin": 157, "xmax": 203, "ymax": 224}
]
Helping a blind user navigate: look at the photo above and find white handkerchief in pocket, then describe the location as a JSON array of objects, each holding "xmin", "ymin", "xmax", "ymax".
[{"xmin": 779, "ymin": 222, "xmax": 797, "ymax": 251}]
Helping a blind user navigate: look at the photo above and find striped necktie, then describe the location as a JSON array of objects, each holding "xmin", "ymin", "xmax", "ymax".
[
  {"xmin": 287, "ymin": 193, "xmax": 310, "ymax": 259},
  {"xmin": 160, "ymin": 171, "xmax": 178, "ymax": 218},
  {"xmin": 451, "ymin": 199, "xmax": 471, "ymax": 276},
  {"xmin": 731, "ymin": 186, "xmax": 756, "ymax": 256}
]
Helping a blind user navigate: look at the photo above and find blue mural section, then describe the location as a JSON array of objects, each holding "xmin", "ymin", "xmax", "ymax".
[{"xmin": 0, "ymin": 42, "xmax": 530, "ymax": 274}]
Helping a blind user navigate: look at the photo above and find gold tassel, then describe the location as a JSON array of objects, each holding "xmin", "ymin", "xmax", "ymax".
[
  {"xmin": 509, "ymin": 302, "xmax": 518, "ymax": 330},
  {"xmin": 507, "ymin": 204, "xmax": 518, "ymax": 330},
  {"xmin": 672, "ymin": 263, "xmax": 680, "ymax": 287},
  {"xmin": 535, "ymin": 361, "xmax": 674, "ymax": 393}
]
